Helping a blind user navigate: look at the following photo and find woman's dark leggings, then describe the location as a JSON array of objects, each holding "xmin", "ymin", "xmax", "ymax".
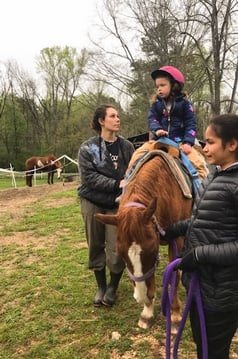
[{"xmin": 190, "ymin": 301, "xmax": 238, "ymax": 359}]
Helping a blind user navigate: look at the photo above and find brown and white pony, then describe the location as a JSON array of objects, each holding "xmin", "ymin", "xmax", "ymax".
[
  {"xmin": 95, "ymin": 141, "xmax": 193, "ymax": 329},
  {"xmin": 25, "ymin": 154, "xmax": 62, "ymax": 187}
]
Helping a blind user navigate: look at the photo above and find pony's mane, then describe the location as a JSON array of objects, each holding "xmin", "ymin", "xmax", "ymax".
[{"xmin": 121, "ymin": 156, "xmax": 172, "ymax": 206}]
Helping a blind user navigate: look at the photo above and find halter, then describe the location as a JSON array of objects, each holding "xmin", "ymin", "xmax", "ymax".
[
  {"xmin": 124, "ymin": 201, "xmax": 165, "ymax": 236},
  {"xmin": 123, "ymin": 201, "xmax": 165, "ymax": 282}
]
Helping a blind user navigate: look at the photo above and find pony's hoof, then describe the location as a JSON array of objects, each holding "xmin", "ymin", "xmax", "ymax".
[
  {"xmin": 171, "ymin": 313, "xmax": 182, "ymax": 323},
  {"xmin": 138, "ymin": 316, "xmax": 154, "ymax": 329},
  {"xmin": 171, "ymin": 325, "xmax": 178, "ymax": 335}
]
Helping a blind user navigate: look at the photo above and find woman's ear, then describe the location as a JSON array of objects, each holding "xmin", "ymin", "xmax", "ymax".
[
  {"xmin": 98, "ymin": 118, "xmax": 104, "ymax": 127},
  {"xmin": 229, "ymin": 138, "xmax": 238, "ymax": 152}
]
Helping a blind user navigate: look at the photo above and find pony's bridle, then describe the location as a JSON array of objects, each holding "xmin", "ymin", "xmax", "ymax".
[{"xmin": 123, "ymin": 201, "xmax": 165, "ymax": 282}]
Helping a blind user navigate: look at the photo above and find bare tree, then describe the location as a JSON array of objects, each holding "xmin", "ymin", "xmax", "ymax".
[
  {"xmin": 89, "ymin": 0, "xmax": 238, "ymax": 117},
  {"xmin": 0, "ymin": 66, "xmax": 9, "ymax": 118},
  {"xmin": 6, "ymin": 61, "xmax": 44, "ymax": 150},
  {"xmin": 0, "ymin": 61, "xmax": 34, "ymax": 164},
  {"xmin": 35, "ymin": 46, "xmax": 89, "ymax": 150},
  {"xmin": 179, "ymin": 0, "xmax": 238, "ymax": 114}
]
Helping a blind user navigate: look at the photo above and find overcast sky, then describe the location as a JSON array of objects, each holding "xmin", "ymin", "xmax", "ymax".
[{"xmin": 0, "ymin": 0, "xmax": 98, "ymax": 75}]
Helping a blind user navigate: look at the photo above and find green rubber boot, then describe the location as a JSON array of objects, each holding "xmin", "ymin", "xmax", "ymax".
[
  {"xmin": 93, "ymin": 268, "xmax": 107, "ymax": 307},
  {"xmin": 102, "ymin": 271, "xmax": 123, "ymax": 307}
]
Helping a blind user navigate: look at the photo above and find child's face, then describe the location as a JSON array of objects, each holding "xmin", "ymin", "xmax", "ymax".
[
  {"xmin": 203, "ymin": 125, "xmax": 238, "ymax": 170},
  {"xmin": 155, "ymin": 77, "xmax": 171, "ymax": 98}
]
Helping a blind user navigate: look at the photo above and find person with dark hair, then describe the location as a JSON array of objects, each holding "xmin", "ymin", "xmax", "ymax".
[
  {"xmin": 164, "ymin": 113, "xmax": 238, "ymax": 358},
  {"xmin": 78, "ymin": 104, "xmax": 134, "ymax": 307},
  {"xmin": 148, "ymin": 65, "xmax": 208, "ymax": 179}
]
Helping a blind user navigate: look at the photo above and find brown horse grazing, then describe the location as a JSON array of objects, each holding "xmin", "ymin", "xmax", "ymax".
[
  {"xmin": 95, "ymin": 141, "xmax": 193, "ymax": 329},
  {"xmin": 25, "ymin": 154, "xmax": 62, "ymax": 187}
]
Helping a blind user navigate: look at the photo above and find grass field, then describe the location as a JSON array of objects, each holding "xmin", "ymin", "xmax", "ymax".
[{"xmin": 0, "ymin": 179, "xmax": 237, "ymax": 358}]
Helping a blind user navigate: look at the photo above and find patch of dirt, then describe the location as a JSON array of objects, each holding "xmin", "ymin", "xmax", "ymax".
[
  {"xmin": 0, "ymin": 181, "xmax": 79, "ymax": 246},
  {"xmin": 0, "ymin": 181, "xmax": 77, "ymax": 208}
]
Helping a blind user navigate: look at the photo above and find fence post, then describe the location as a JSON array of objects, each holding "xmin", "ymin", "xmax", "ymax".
[
  {"xmin": 10, "ymin": 163, "xmax": 17, "ymax": 188},
  {"xmin": 33, "ymin": 166, "xmax": 37, "ymax": 186}
]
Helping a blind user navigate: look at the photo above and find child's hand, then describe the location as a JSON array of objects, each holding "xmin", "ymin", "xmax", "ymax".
[
  {"xmin": 181, "ymin": 143, "xmax": 192, "ymax": 155},
  {"xmin": 156, "ymin": 129, "xmax": 168, "ymax": 137}
]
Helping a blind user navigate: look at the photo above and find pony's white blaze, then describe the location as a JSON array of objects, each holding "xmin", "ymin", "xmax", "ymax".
[{"xmin": 128, "ymin": 243, "xmax": 148, "ymax": 304}]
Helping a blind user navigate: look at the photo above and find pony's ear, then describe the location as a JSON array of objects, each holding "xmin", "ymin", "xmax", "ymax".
[
  {"xmin": 143, "ymin": 198, "xmax": 157, "ymax": 223},
  {"xmin": 94, "ymin": 213, "xmax": 118, "ymax": 226}
]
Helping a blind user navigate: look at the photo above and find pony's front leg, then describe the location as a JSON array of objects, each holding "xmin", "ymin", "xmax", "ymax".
[
  {"xmin": 171, "ymin": 270, "xmax": 182, "ymax": 323},
  {"xmin": 27, "ymin": 174, "xmax": 33, "ymax": 187},
  {"xmin": 133, "ymin": 279, "xmax": 156, "ymax": 329},
  {"xmin": 47, "ymin": 172, "xmax": 54, "ymax": 185},
  {"xmin": 168, "ymin": 242, "xmax": 182, "ymax": 324},
  {"xmin": 138, "ymin": 300, "xmax": 155, "ymax": 329}
]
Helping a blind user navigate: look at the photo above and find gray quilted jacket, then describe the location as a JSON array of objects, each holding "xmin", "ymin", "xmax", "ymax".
[
  {"xmin": 78, "ymin": 135, "xmax": 134, "ymax": 209},
  {"xmin": 170, "ymin": 163, "xmax": 238, "ymax": 311}
]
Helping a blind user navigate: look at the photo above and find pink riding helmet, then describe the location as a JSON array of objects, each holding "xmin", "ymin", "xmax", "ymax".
[{"xmin": 151, "ymin": 65, "xmax": 185, "ymax": 85}]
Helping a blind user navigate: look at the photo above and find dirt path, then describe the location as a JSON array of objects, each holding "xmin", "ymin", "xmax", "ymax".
[
  {"xmin": 0, "ymin": 182, "xmax": 77, "ymax": 207},
  {"xmin": 0, "ymin": 181, "xmax": 78, "ymax": 246}
]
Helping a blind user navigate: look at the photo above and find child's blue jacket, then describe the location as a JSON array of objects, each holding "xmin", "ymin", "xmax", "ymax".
[{"xmin": 148, "ymin": 96, "xmax": 196, "ymax": 146}]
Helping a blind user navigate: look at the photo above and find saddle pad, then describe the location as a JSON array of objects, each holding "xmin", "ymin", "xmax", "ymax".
[{"xmin": 125, "ymin": 149, "xmax": 192, "ymax": 199}]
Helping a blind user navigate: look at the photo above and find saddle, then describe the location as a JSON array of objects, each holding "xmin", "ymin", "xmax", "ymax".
[
  {"xmin": 127, "ymin": 140, "xmax": 179, "ymax": 170},
  {"xmin": 127, "ymin": 138, "xmax": 202, "ymax": 195},
  {"xmin": 125, "ymin": 141, "xmax": 193, "ymax": 199}
]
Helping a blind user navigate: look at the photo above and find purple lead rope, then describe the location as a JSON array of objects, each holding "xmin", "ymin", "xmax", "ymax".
[{"xmin": 162, "ymin": 258, "xmax": 208, "ymax": 359}]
